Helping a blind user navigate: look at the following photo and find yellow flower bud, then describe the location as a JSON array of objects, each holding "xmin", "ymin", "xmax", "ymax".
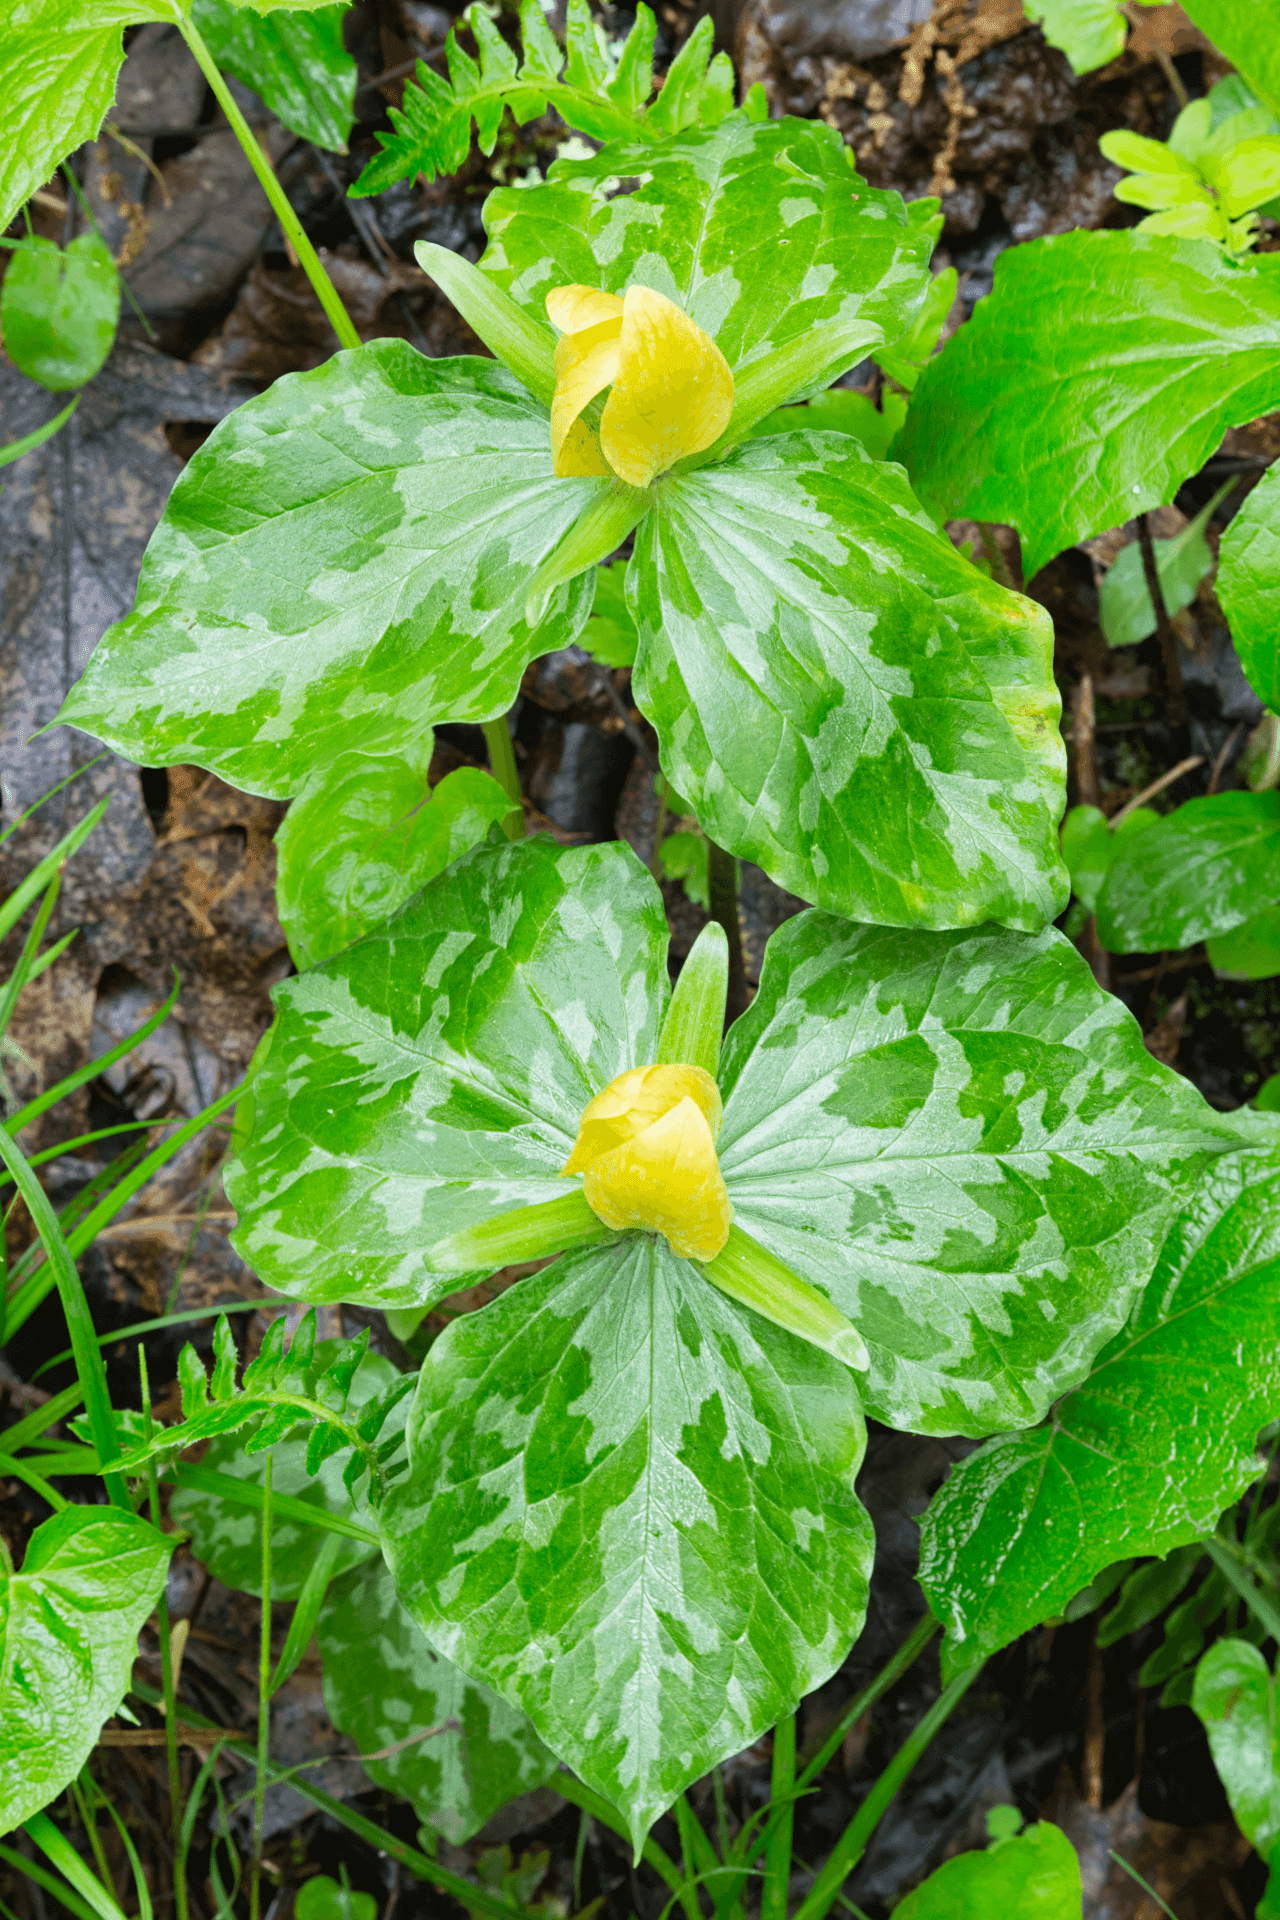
[
  {"xmin": 546, "ymin": 283, "xmax": 734, "ymax": 488},
  {"xmin": 561, "ymin": 1063, "xmax": 733, "ymax": 1262}
]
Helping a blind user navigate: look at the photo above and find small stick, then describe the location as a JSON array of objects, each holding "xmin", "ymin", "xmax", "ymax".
[
  {"xmin": 1208, "ymin": 723, "xmax": 1243, "ymax": 795},
  {"xmin": 1111, "ymin": 754, "xmax": 1203, "ymax": 824},
  {"xmin": 1070, "ymin": 674, "xmax": 1101, "ymax": 808},
  {"xmin": 1136, "ymin": 515, "xmax": 1188, "ymax": 729}
]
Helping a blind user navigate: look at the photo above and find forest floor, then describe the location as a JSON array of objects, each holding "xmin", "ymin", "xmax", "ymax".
[{"xmin": 0, "ymin": 0, "xmax": 1275, "ymax": 1915}]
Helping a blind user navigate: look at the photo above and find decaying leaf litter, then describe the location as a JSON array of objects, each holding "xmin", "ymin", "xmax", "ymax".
[{"xmin": 1, "ymin": 0, "xmax": 1279, "ymax": 1914}]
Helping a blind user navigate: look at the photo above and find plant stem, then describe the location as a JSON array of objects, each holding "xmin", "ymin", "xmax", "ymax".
[
  {"xmin": 173, "ymin": 10, "xmax": 361, "ymax": 352},
  {"xmin": 1203, "ymin": 1535, "xmax": 1280, "ymax": 1641},
  {"xmin": 482, "ymin": 714, "xmax": 526, "ymax": 838},
  {"xmin": 796, "ymin": 1614, "xmax": 940, "ymax": 1795},
  {"xmin": 791, "ymin": 1663, "xmax": 981, "ymax": 1920},
  {"xmin": 140, "ymin": 1350, "xmax": 187, "ymax": 1920},
  {"xmin": 706, "ymin": 838, "xmax": 747, "ymax": 1025},
  {"xmin": 555, "ymin": 1774, "xmax": 696, "ymax": 1913},
  {"xmin": 1136, "ymin": 512, "xmax": 1188, "ymax": 730},
  {"xmin": 762, "ymin": 1712, "xmax": 795, "ymax": 1920},
  {"xmin": 250, "ymin": 1449, "xmax": 273, "ymax": 1920}
]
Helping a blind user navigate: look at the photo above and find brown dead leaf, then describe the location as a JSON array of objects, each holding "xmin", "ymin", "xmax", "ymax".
[{"xmin": 1044, "ymin": 1768, "xmax": 1250, "ymax": 1919}]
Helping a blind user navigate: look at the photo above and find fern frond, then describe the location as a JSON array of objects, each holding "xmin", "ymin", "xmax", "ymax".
[{"xmin": 351, "ymin": 0, "xmax": 741, "ymax": 199}]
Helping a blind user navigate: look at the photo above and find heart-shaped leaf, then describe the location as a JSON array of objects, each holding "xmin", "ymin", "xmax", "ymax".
[
  {"xmin": 917, "ymin": 1125, "xmax": 1280, "ymax": 1676},
  {"xmin": 317, "ymin": 1556, "xmax": 558, "ymax": 1843},
  {"xmin": 381, "ymin": 1234, "xmax": 873, "ymax": 1852},
  {"xmin": 0, "ymin": 1506, "xmax": 172, "ymax": 1833}
]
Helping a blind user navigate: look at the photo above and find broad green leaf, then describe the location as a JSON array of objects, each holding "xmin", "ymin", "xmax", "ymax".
[
  {"xmin": 631, "ymin": 432, "xmax": 1068, "ymax": 933},
  {"xmin": 917, "ymin": 1134, "xmax": 1280, "ymax": 1675},
  {"xmin": 481, "ymin": 116, "xmax": 935, "ymax": 401},
  {"xmin": 58, "ymin": 344, "xmax": 597, "ymax": 797},
  {"xmin": 227, "ymin": 835, "xmax": 670, "ymax": 1311},
  {"xmin": 1098, "ymin": 482, "xmax": 1233, "ymax": 648},
  {"xmin": 581, "ymin": 559, "xmax": 638, "ymax": 668},
  {"xmin": 1180, "ymin": 0, "xmax": 1280, "ymax": 119},
  {"xmin": 381, "ymin": 1234, "xmax": 873, "ymax": 1851},
  {"xmin": 1219, "ymin": 461, "xmax": 1280, "ymax": 710},
  {"xmin": 276, "ymin": 752, "xmax": 514, "ymax": 969},
  {"xmin": 1208, "ymin": 902, "xmax": 1280, "ymax": 979},
  {"xmin": 1096, "ymin": 791, "xmax": 1280, "ymax": 952},
  {"xmin": 317, "ymin": 1557, "xmax": 557, "ymax": 1842},
  {"xmin": 0, "ymin": 1507, "xmax": 172, "ymax": 1834},
  {"xmin": 0, "ymin": 234, "xmax": 118, "ymax": 394},
  {"xmin": 169, "ymin": 1341, "xmax": 405, "ymax": 1597},
  {"xmin": 1060, "ymin": 804, "xmax": 1158, "ymax": 913},
  {"xmin": 717, "ymin": 912, "xmax": 1240, "ymax": 1436},
  {"xmin": 894, "ymin": 1820, "xmax": 1082, "ymax": 1918},
  {"xmin": 1192, "ymin": 1638, "xmax": 1280, "ymax": 1854},
  {"xmin": 191, "ymin": 0, "xmax": 357, "ymax": 152},
  {"xmin": 896, "ymin": 232, "xmax": 1280, "ymax": 579}
]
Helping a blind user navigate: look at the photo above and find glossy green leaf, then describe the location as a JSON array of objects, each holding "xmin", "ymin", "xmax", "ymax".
[
  {"xmin": 1179, "ymin": 0, "xmax": 1280, "ymax": 119},
  {"xmin": 894, "ymin": 1820, "xmax": 1082, "ymax": 1918},
  {"xmin": 581, "ymin": 560, "xmax": 638, "ymax": 668},
  {"xmin": 480, "ymin": 116, "xmax": 935, "ymax": 404},
  {"xmin": 169, "ymin": 1341, "xmax": 406, "ymax": 1597},
  {"xmin": 1219, "ymin": 462, "xmax": 1280, "ymax": 711},
  {"xmin": 1097, "ymin": 791, "xmax": 1280, "ymax": 952},
  {"xmin": 897, "ymin": 231, "xmax": 1280, "ymax": 578},
  {"xmin": 58, "ymin": 344, "xmax": 597, "ymax": 796},
  {"xmin": 0, "ymin": 1507, "xmax": 172, "ymax": 1834},
  {"xmin": 317, "ymin": 1556, "xmax": 558, "ymax": 1842},
  {"xmin": 632, "ymin": 432, "xmax": 1067, "ymax": 933},
  {"xmin": 1098, "ymin": 482, "xmax": 1233, "ymax": 648},
  {"xmin": 1060, "ymin": 805, "xmax": 1158, "ymax": 913},
  {"xmin": 227, "ymin": 836, "xmax": 670, "ymax": 1311},
  {"xmin": 191, "ymin": 0, "xmax": 356, "ymax": 151},
  {"xmin": 1208, "ymin": 903, "xmax": 1280, "ymax": 979},
  {"xmin": 719, "ymin": 911, "xmax": 1238, "ymax": 1439},
  {"xmin": 1192, "ymin": 1638, "xmax": 1280, "ymax": 1854},
  {"xmin": 381, "ymin": 1234, "xmax": 873, "ymax": 1851},
  {"xmin": 917, "ymin": 1133, "xmax": 1280, "ymax": 1676},
  {"xmin": 0, "ymin": 234, "xmax": 119, "ymax": 393},
  {"xmin": 276, "ymin": 752, "xmax": 513, "ymax": 969},
  {"xmin": 295, "ymin": 1878, "xmax": 376, "ymax": 1920}
]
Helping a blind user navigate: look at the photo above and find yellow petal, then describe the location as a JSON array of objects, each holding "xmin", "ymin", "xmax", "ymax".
[
  {"xmin": 546, "ymin": 284, "xmax": 625, "ymax": 335},
  {"xmin": 581, "ymin": 1095, "xmax": 733, "ymax": 1261},
  {"xmin": 561, "ymin": 1064, "xmax": 721, "ymax": 1176},
  {"xmin": 599, "ymin": 285, "xmax": 734, "ymax": 489},
  {"xmin": 550, "ymin": 316, "xmax": 622, "ymax": 475},
  {"xmin": 556, "ymin": 414, "xmax": 614, "ymax": 477}
]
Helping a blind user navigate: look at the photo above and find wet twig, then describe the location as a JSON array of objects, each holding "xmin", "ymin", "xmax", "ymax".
[{"xmin": 1137, "ymin": 514, "xmax": 1188, "ymax": 730}]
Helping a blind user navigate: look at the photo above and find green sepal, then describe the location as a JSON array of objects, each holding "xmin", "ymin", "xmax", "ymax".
[
  {"xmin": 656, "ymin": 921, "xmax": 727, "ymax": 1077},
  {"xmin": 428, "ymin": 1185, "xmax": 612, "ymax": 1274},
  {"xmin": 702, "ymin": 1224, "xmax": 870, "ymax": 1372},
  {"xmin": 416, "ymin": 240, "xmax": 556, "ymax": 406}
]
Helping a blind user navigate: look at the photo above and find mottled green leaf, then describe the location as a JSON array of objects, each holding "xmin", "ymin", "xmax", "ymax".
[
  {"xmin": 0, "ymin": 1507, "xmax": 172, "ymax": 1834},
  {"xmin": 897, "ymin": 232, "xmax": 1280, "ymax": 578},
  {"xmin": 381, "ymin": 1235, "xmax": 873, "ymax": 1851},
  {"xmin": 276, "ymin": 749, "xmax": 514, "ymax": 968},
  {"xmin": 1097, "ymin": 791, "xmax": 1280, "ymax": 952},
  {"xmin": 481, "ymin": 116, "xmax": 934, "ymax": 392},
  {"xmin": 169, "ymin": 1341, "xmax": 406, "ymax": 1597},
  {"xmin": 0, "ymin": 235, "xmax": 118, "ymax": 393},
  {"xmin": 191, "ymin": 0, "xmax": 357, "ymax": 152},
  {"xmin": 317, "ymin": 1556, "xmax": 557, "ymax": 1842},
  {"xmin": 227, "ymin": 835, "xmax": 670, "ymax": 1311},
  {"xmin": 58, "ymin": 343, "xmax": 597, "ymax": 796},
  {"xmin": 894, "ymin": 1820, "xmax": 1082, "ymax": 1918},
  {"xmin": 1219, "ymin": 462, "xmax": 1280, "ymax": 711},
  {"xmin": 717, "ymin": 913, "xmax": 1240, "ymax": 1436},
  {"xmin": 917, "ymin": 1134, "xmax": 1280, "ymax": 1675},
  {"xmin": 1208, "ymin": 902, "xmax": 1280, "ymax": 979},
  {"xmin": 1192, "ymin": 1638, "xmax": 1280, "ymax": 1854},
  {"xmin": 632, "ymin": 433, "xmax": 1067, "ymax": 932}
]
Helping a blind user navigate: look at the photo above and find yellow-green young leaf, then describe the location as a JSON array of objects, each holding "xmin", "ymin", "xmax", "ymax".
[
  {"xmin": 0, "ymin": 1507, "xmax": 172, "ymax": 1834},
  {"xmin": 1219, "ymin": 460, "xmax": 1280, "ymax": 710},
  {"xmin": 317, "ymin": 1558, "xmax": 558, "ymax": 1843},
  {"xmin": 1097, "ymin": 791, "xmax": 1280, "ymax": 953},
  {"xmin": 58, "ymin": 345, "xmax": 598, "ymax": 798},
  {"xmin": 275, "ymin": 752, "xmax": 515, "ymax": 969},
  {"xmin": 1192, "ymin": 1639, "xmax": 1280, "ymax": 1855},
  {"xmin": 917, "ymin": 1128, "xmax": 1280, "ymax": 1677},
  {"xmin": 894, "ymin": 1821, "xmax": 1082, "ymax": 1918},
  {"xmin": 381, "ymin": 1234, "xmax": 873, "ymax": 1853},
  {"xmin": 897, "ymin": 231, "xmax": 1280, "ymax": 579}
]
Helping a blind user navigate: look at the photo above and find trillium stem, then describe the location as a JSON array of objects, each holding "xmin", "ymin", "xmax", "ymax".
[
  {"xmin": 482, "ymin": 715, "xmax": 526, "ymax": 839},
  {"xmin": 706, "ymin": 838, "xmax": 747, "ymax": 1025},
  {"xmin": 174, "ymin": 10, "xmax": 362, "ymax": 354}
]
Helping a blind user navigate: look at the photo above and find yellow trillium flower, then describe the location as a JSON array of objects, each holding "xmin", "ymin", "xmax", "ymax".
[
  {"xmin": 561, "ymin": 1063, "xmax": 734, "ymax": 1262},
  {"xmin": 546, "ymin": 283, "xmax": 734, "ymax": 487}
]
